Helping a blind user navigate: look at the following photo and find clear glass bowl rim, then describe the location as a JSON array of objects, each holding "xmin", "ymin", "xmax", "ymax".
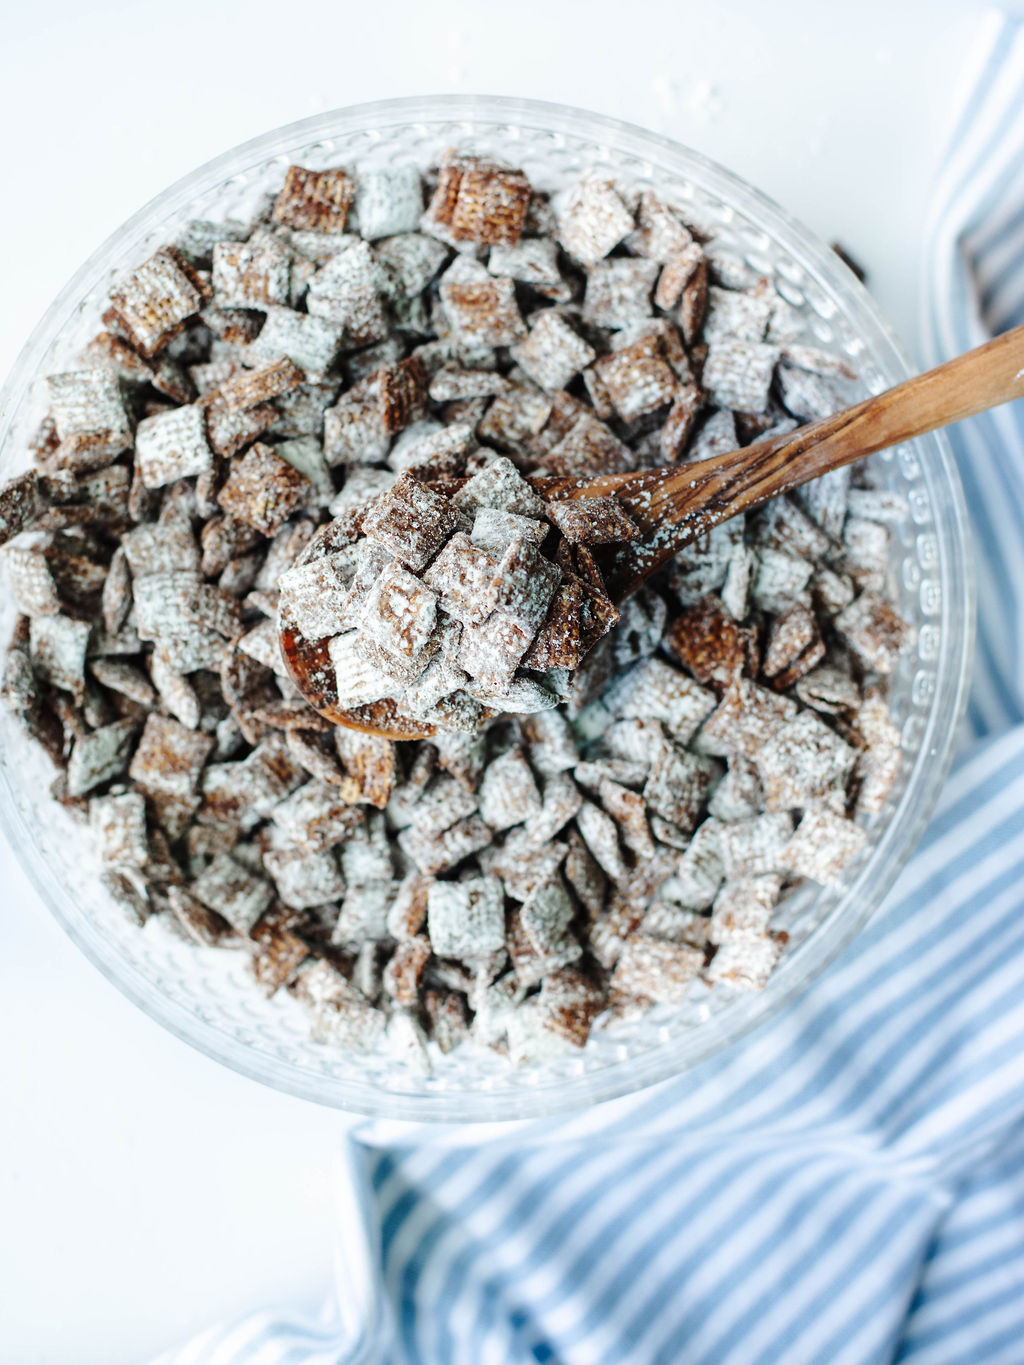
[{"xmin": 0, "ymin": 94, "xmax": 975, "ymax": 1121}]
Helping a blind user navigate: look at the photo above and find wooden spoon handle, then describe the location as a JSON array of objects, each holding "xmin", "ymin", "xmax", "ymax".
[{"xmin": 660, "ymin": 321, "xmax": 1024, "ymax": 527}]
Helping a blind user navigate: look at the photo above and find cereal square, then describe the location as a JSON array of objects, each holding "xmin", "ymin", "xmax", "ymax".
[
  {"xmin": 583, "ymin": 258, "xmax": 659, "ymax": 330},
  {"xmin": 306, "ymin": 241, "xmax": 390, "ymax": 346},
  {"xmin": 192, "ymin": 852, "xmax": 274, "ymax": 934},
  {"xmin": 546, "ymin": 497, "xmax": 639, "ymax": 545},
  {"xmin": 108, "ymin": 248, "xmax": 205, "ymax": 356},
  {"xmin": 272, "ymin": 165, "xmax": 354, "ymax": 233},
  {"xmin": 46, "ymin": 369, "xmax": 133, "ymax": 466},
  {"xmin": 423, "ymin": 532, "xmax": 499, "ymax": 626},
  {"xmin": 703, "ymin": 338, "xmax": 779, "ymax": 413},
  {"xmin": 356, "ymin": 165, "xmax": 423, "ymax": 239},
  {"xmin": 360, "ymin": 561, "xmax": 437, "ymax": 659},
  {"xmin": 134, "ymin": 402, "xmax": 213, "ymax": 488},
  {"xmin": 784, "ymin": 805, "xmax": 868, "ymax": 884},
  {"xmin": 479, "ymin": 747, "xmax": 542, "ymax": 830},
  {"xmin": 510, "ymin": 311, "xmax": 595, "ymax": 392},
  {"xmin": 557, "ymin": 176, "xmax": 634, "ymax": 265},
  {"xmin": 835, "ymin": 592, "xmax": 906, "ymax": 675},
  {"xmin": 756, "ymin": 711, "xmax": 856, "ymax": 811},
  {"xmin": 439, "ymin": 257, "xmax": 526, "ymax": 347},
  {"xmin": 427, "ymin": 876, "xmax": 505, "ymax": 958},
  {"xmin": 216, "ymin": 443, "xmax": 310, "ymax": 536},
  {"xmin": 212, "ymin": 234, "xmax": 291, "ymax": 309},
  {"xmin": 361, "ymin": 472, "xmax": 460, "ymax": 571}
]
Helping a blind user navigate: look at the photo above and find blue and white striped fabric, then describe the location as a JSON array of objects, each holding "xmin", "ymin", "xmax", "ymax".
[{"xmin": 152, "ymin": 13, "xmax": 1024, "ymax": 1363}]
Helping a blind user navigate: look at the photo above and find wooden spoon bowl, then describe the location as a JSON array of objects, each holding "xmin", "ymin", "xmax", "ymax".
[{"xmin": 281, "ymin": 324, "xmax": 1024, "ymax": 739}]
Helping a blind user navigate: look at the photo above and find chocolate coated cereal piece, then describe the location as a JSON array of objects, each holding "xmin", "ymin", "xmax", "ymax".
[
  {"xmin": 212, "ymin": 234, "xmax": 291, "ymax": 310},
  {"xmin": 427, "ymin": 153, "xmax": 531, "ymax": 246},
  {"xmin": 511, "ymin": 312, "xmax": 596, "ymax": 392},
  {"xmin": 612, "ymin": 936, "xmax": 703, "ymax": 1005},
  {"xmin": 46, "ymin": 369, "xmax": 133, "ymax": 469},
  {"xmin": 216, "ymin": 443, "xmax": 311, "ymax": 536},
  {"xmin": 545, "ymin": 497, "xmax": 638, "ymax": 546},
  {"xmin": 107, "ymin": 248, "xmax": 205, "ymax": 357},
  {"xmin": 361, "ymin": 472, "xmax": 460, "ymax": 571},
  {"xmin": 272, "ymin": 165, "xmax": 354, "ymax": 233},
  {"xmin": 0, "ymin": 472, "xmax": 42, "ymax": 547},
  {"xmin": 835, "ymin": 591, "xmax": 906, "ymax": 675},
  {"xmin": 134, "ymin": 402, "xmax": 213, "ymax": 488},
  {"xmin": 439, "ymin": 257, "xmax": 526, "ymax": 347}
]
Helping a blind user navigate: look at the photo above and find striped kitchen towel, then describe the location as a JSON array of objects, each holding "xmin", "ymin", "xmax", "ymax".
[{"xmin": 152, "ymin": 12, "xmax": 1024, "ymax": 1364}]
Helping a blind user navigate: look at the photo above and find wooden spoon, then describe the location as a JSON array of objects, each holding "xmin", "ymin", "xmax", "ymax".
[{"xmin": 281, "ymin": 323, "xmax": 1024, "ymax": 740}]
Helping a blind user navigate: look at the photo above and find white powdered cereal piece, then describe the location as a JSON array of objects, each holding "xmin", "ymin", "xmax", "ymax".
[
  {"xmin": 855, "ymin": 695, "xmax": 902, "ymax": 815},
  {"xmin": 29, "ymin": 614, "xmax": 91, "ymax": 699},
  {"xmin": 686, "ymin": 408, "xmax": 738, "ymax": 464},
  {"xmin": 582, "ymin": 258, "xmax": 659, "ymax": 330},
  {"xmin": 468, "ymin": 677, "xmax": 558, "ymax": 715},
  {"xmin": 360, "ymin": 562, "xmax": 437, "ymax": 660},
  {"xmin": 374, "ymin": 233, "xmax": 449, "ymax": 297},
  {"xmin": 612, "ymin": 936, "xmax": 703, "ymax": 1005},
  {"xmin": 422, "ymin": 533, "xmax": 498, "ymax": 626},
  {"xmin": 511, "ymin": 311, "xmax": 595, "ymax": 391},
  {"xmin": 5, "ymin": 548, "xmax": 61, "ymax": 616},
  {"xmin": 410, "ymin": 774, "xmax": 479, "ymax": 838},
  {"xmin": 777, "ymin": 363, "xmax": 844, "ymax": 422},
  {"xmin": 323, "ymin": 378, "xmax": 390, "ymax": 466},
  {"xmin": 785, "ymin": 805, "xmax": 868, "ymax": 884},
  {"xmin": 212, "ymin": 234, "xmax": 291, "ymax": 310},
  {"xmin": 66, "ymin": 720, "xmax": 137, "ymax": 798},
  {"xmin": 702, "ymin": 338, "xmax": 779, "ymax": 414},
  {"xmin": 427, "ymin": 877, "xmax": 505, "ymax": 959},
  {"xmin": 470, "ymin": 507, "xmax": 546, "ymax": 556},
  {"xmin": 135, "ymin": 403, "xmax": 213, "ymax": 488},
  {"xmin": 453, "ymin": 455, "xmax": 545, "ymax": 518},
  {"xmin": 479, "ymin": 747, "xmax": 542, "ymax": 830},
  {"xmin": 575, "ymin": 800, "xmax": 627, "ymax": 881},
  {"xmin": 192, "ymin": 852, "xmax": 273, "ymax": 934},
  {"xmin": 708, "ymin": 756, "xmax": 763, "ymax": 822},
  {"xmin": 265, "ymin": 847, "xmax": 346, "ymax": 909},
  {"xmin": 709, "ymin": 875, "xmax": 782, "ymax": 943},
  {"xmin": 717, "ymin": 813, "xmax": 794, "ymax": 880},
  {"xmin": 751, "ymin": 547, "xmax": 814, "ymax": 614},
  {"xmin": 643, "ymin": 743, "xmax": 715, "ymax": 831},
  {"xmin": 521, "ymin": 878, "xmax": 574, "ymax": 953},
  {"xmin": 328, "ymin": 632, "xmax": 400, "ymax": 709},
  {"xmin": 306, "ymin": 241, "xmax": 390, "ymax": 345},
  {"xmin": 438, "ymin": 256, "xmax": 526, "ymax": 346},
  {"xmin": 90, "ymin": 791, "xmax": 149, "ymax": 867},
  {"xmin": 332, "ymin": 880, "xmax": 396, "ymax": 945},
  {"xmin": 706, "ymin": 935, "xmax": 783, "ymax": 990},
  {"xmin": 524, "ymin": 772, "xmax": 583, "ymax": 846},
  {"xmin": 247, "ymin": 306, "xmax": 344, "ymax": 377},
  {"xmin": 520, "ymin": 709, "xmax": 579, "ymax": 774},
  {"xmin": 835, "ymin": 591, "xmax": 907, "ymax": 675},
  {"xmin": 46, "ymin": 369, "xmax": 133, "ymax": 463},
  {"xmin": 356, "ymin": 165, "xmax": 423, "ymax": 239},
  {"xmin": 609, "ymin": 657, "xmax": 716, "ymax": 743},
  {"xmin": 488, "ymin": 238, "xmax": 568, "ymax": 296},
  {"xmin": 702, "ymin": 286, "xmax": 774, "ymax": 342},
  {"xmin": 672, "ymin": 821, "xmax": 724, "ymax": 909},
  {"xmin": 756, "ymin": 711, "xmax": 856, "ymax": 811},
  {"xmin": 557, "ymin": 176, "xmax": 634, "ymax": 265}
]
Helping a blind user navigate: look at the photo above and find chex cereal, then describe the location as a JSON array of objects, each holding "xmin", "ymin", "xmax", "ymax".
[{"xmin": 0, "ymin": 149, "xmax": 907, "ymax": 1069}]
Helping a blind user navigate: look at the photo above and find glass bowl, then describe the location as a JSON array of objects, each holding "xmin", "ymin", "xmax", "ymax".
[{"xmin": 0, "ymin": 96, "xmax": 974, "ymax": 1121}]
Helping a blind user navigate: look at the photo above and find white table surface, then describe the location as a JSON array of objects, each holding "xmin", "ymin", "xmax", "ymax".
[{"xmin": 0, "ymin": 1, "xmax": 993, "ymax": 1359}]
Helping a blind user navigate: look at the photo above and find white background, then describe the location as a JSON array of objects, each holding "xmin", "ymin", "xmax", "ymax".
[{"xmin": 0, "ymin": 1, "xmax": 997, "ymax": 1360}]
